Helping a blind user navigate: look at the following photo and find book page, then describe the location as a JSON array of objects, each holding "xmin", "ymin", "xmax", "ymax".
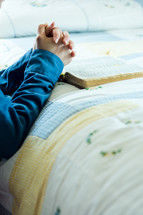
[{"xmin": 64, "ymin": 56, "xmax": 143, "ymax": 79}]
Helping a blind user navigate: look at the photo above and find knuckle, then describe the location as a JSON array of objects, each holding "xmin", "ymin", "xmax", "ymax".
[
  {"xmin": 68, "ymin": 41, "xmax": 73, "ymax": 48},
  {"xmin": 38, "ymin": 24, "xmax": 43, "ymax": 29},
  {"xmin": 56, "ymin": 27, "xmax": 62, "ymax": 34},
  {"xmin": 64, "ymin": 31, "xmax": 69, "ymax": 35},
  {"xmin": 54, "ymin": 27, "xmax": 61, "ymax": 34},
  {"xmin": 37, "ymin": 24, "xmax": 45, "ymax": 31},
  {"xmin": 36, "ymin": 35, "xmax": 42, "ymax": 42}
]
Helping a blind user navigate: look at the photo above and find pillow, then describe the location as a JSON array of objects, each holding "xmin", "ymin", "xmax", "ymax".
[
  {"xmin": 85, "ymin": 0, "xmax": 143, "ymax": 30},
  {"xmin": 0, "ymin": 0, "xmax": 87, "ymax": 38},
  {"xmin": 0, "ymin": 0, "xmax": 143, "ymax": 38}
]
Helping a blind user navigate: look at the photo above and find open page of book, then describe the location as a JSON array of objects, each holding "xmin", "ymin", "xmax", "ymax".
[{"xmin": 64, "ymin": 56, "xmax": 143, "ymax": 80}]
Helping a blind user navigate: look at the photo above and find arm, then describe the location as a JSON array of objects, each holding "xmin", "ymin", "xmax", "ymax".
[
  {"xmin": 0, "ymin": 49, "xmax": 64, "ymax": 159},
  {"xmin": 0, "ymin": 49, "xmax": 33, "ymax": 95},
  {"xmin": 0, "ymin": 22, "xmax": 74, "ymax": 95},
  {"xmin": 0, "ymin": 23, "xmax": 74, "ymax": 159}
]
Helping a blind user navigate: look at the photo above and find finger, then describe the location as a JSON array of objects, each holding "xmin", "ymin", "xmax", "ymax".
[
  {"xmin": 37, "ymin": 24, "xmax": 46, "ymax": 36},
  {"xmin": 45, "ymin": 21, "xmax": 55, "ymax": 28},
  {"xmin": 62, "ymin": 31, "xmax": 70, "ymax": 45},
  {"xmin": 45, "ymin": 21, "xmax": 55, "ymax": 36},
  {"xmin": 71, "ymin": 50, "xmax": 76, "ymax": 57},
  {"xmin": 68, "ymin": 40, "xmax": 74, "ymax": 50},
  {"xmin": 52, "ymin": 27, "xmax": 62, "ymax": 43}
]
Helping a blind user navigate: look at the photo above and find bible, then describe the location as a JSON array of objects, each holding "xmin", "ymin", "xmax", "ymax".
[{"xmin": 61, "ymin": 56, "xmax": 143, "ymax": 88}]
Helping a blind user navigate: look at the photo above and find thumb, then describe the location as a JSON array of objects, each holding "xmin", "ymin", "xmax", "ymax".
[{"xmin": 37, "ymin": 24, "xmax": 47, "ymax": 36}]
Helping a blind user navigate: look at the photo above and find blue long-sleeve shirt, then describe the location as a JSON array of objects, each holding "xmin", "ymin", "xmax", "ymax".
[{"xmin": 0, "ymin": 49, "xmax": 64, "ymax": 159}]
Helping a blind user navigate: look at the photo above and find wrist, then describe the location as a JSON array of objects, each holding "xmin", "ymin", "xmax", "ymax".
[{"xmin": 25, "ymin": 49, "xmax": 64, "ymax": 85}]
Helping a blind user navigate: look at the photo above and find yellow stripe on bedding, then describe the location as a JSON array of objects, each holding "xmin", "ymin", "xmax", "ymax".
[
  {"xmin": 79, "ymin": 40, "xmax": 143, "ymax": 57},
  {"xmin": 9, "ymin": 100, "xmax": 137, "ymax": 215}
]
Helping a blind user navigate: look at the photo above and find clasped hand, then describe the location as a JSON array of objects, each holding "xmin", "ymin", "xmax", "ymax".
[{"xmin": 34, "ymin": 22, "xmax": 75, "ymax": 66}]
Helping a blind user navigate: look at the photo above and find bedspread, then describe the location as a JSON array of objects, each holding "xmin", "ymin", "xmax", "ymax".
[
  {"xmin": 3, "ymin": 84, "xmax": 143, "ymax": 215},
  {"xmin": 0, "ymin": 28, "xmax": 143, "ymax": 215}
]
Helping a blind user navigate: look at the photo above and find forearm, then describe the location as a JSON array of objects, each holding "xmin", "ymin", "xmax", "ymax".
[
  {"xmin": 0, "ymin": 49, "xmax": 63, "ymax": 159},
  {"xmin": 0, "ymin": 49, "xmax": 32, "ymax": 95}
]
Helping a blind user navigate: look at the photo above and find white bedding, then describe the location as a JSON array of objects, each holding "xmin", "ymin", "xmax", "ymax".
[
  {"xmin": 1, "ymin": 0, "xmax": 143, "ymax": 38},
  {"xmin": 0, "ymin": 29, "xmax": 143, "ymax": 214}
]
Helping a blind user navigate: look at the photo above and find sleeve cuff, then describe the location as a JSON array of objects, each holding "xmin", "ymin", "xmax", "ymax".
[{"xmin": 25, "ymin": 49, "xmax": 64, "ymax": 85}]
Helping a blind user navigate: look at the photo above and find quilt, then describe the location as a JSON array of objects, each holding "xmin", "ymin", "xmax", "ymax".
[{"xmin": 0, "ymin": 28, "xmax": 143, "ymax": 215}]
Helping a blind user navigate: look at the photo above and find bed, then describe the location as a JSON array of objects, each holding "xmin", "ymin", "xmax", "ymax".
[{"xmin": 0, "ymin": 0, "xmax": 143, "ymax": 215}]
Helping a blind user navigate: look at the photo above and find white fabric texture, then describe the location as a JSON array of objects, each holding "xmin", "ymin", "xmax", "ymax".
[
  {"xmin": 0, "ymin": 0, "xmax": 143, "ymax": 38},
  {"xmin": 0, "ymin": 29, "xmax": 143, "ymax": 214}
]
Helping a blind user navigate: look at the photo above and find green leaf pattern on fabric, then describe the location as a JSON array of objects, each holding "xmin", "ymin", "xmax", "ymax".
[
  {"xmin": 125, "ymin": 120, "xmax": 141, "ymax": 125},
  {"xmin": 30, "ymin": 0, "xmax": 48, "ymax": 7},
  {"xmin": 85, "ymin": 86, "xmax": 103, "ymax": 90},
  {"xmin": 100, "ymin": 149, "xmax": 122, "ymax": 157},
  {"xmin": 86, "ymin": 130, "xmax": 98, "ymax": 144},
  {"xmin": 55, "ymin": 207, "xmax": 61, "ymax": 215}
]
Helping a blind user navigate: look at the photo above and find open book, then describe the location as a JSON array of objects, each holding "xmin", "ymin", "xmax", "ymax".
[{"xmin": 61, "ymin": 56, "xmax": 143, "ymax": 88}]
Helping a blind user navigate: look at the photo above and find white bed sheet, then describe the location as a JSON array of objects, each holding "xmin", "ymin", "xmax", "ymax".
[{"xmin": 1, "ymin": 29, "xmax": 143, "ymax": 214}]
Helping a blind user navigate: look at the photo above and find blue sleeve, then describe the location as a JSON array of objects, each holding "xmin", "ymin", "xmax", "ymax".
[
  {"xmin": 0, "ymin": 49, "xmax": 64, "ymax": 159},
  {"xmin": 0, "ymin": 49, "xmax": 32, "ymax": 95}
]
